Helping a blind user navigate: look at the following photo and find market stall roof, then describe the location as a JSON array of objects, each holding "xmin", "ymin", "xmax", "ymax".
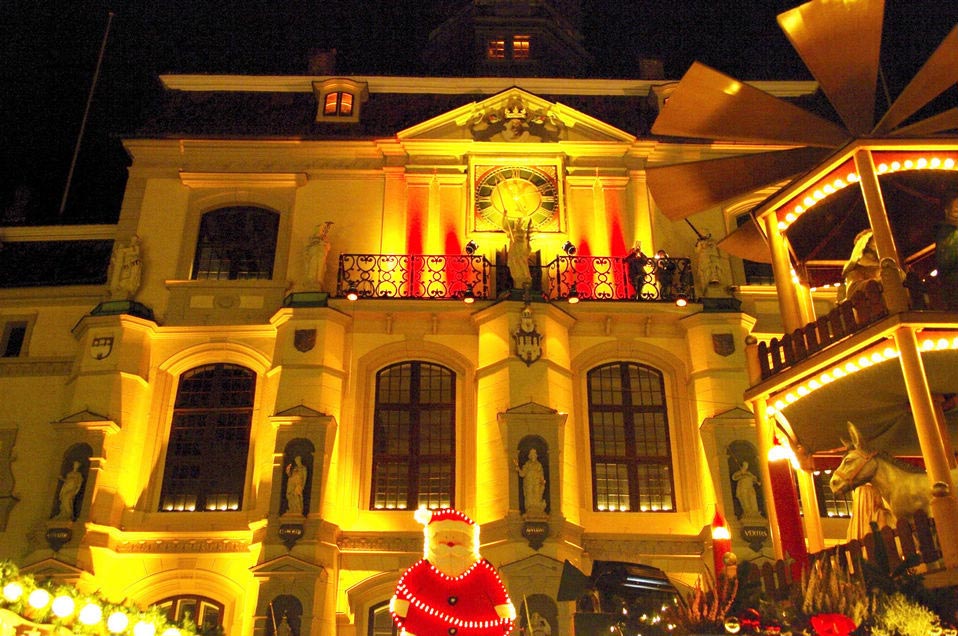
[{"xmin": 779, "ymin": 344, "xmax": 958, "ymax": 455}]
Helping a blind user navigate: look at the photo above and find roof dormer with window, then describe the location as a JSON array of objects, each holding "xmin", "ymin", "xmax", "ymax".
[{"xmin": 312, "ymin": 77, "xmax": 369, "ymax": 123}]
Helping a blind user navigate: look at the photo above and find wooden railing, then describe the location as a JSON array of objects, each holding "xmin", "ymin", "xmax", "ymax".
[
  {"xmin": 738, "ymin": 509, "xmax": 941, "ymax": 598},
  {"xmin": 756, "ymin": 280, "xmax": 888, "ymax": 381}
]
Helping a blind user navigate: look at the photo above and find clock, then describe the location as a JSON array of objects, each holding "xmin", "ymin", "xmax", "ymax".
[{"xmin": 474, "ymin": 165, "xmax": 560, "ymax": 231}]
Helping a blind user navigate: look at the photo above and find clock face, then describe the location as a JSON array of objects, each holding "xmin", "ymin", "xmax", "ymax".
[{"xmin": 474, "ymin": 165, "xmax": 560, "ymax": 231}]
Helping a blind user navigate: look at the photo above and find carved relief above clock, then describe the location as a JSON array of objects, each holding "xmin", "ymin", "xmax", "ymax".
[{"xmin": 473, "ymin": 164, "xmax": 562, "ymax": 232}]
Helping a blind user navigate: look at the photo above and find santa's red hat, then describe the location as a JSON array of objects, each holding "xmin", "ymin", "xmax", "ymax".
[{"xmin": 415, "ymin": 507, "xmax": 475, "ymax": 532}]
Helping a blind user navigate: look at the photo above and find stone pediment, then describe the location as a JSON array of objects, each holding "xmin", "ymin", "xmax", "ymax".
[
  {"xmin": 56, "ymin": 409, "xmax": 110, "ymax": 424},
  {"xmin": 503, "ymin": 401, "xmax": 558, "ymax": 416},
  {"xmin": 19, "ymin": 558, "xmax": 86, "ymax": 581},
  {"xmin": 251, "ymin": 554, "xmax": 325, "ymax": 576},
  {"xmin": 272, "ymin": 404, "xmax": 328, "ymax": 418},
  {"xmin": 500, "ymin": 552, "xmax": 564, "ymax": 576},
  {"xmin": 709, "ymin": 407, "xmax": 754, "ymax": 420},
  {"xmin": 398, "ymin": 87, "xmax": 636, "ymax": 144}
]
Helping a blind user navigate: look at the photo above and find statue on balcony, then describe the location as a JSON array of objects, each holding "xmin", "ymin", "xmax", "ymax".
[
  {"xmin": 935, "ymin": 196, "xmax": 958, "ymax": 310},
  {"xmin": 108, "ymin": 235, "xmax": 142, "ymax": 300},
  {"xmin": 304, "ymin": 221, "xmax": 334, "ymax": 290},
  {"xmin": 694, "ymin": 233, "xmax": 732, "ymax": 297},
  {"xmin": 504, "ymin": 215, "xmax": 534, "ymax": 290},
  {"xmin": 837, "ymin": 229, "xmax": 880, "ymax": 303}
]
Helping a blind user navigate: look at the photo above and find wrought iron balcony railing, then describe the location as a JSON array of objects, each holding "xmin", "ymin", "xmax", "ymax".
[
  {"xmin": 547, "ymin": 255, "xmax": 694, "ymax": 302},
  {"xmin": 338, "ymin": 254, "xmax": 491, "ymax": 300},
  {"xmin": 336, "ymin": 253, "xmax": 694, "ymax": 302}
]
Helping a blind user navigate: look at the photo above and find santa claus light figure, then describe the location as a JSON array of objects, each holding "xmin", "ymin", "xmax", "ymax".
[{"xmin": 390, "ymin": 507, "xmax": 516, "ymax": 636}]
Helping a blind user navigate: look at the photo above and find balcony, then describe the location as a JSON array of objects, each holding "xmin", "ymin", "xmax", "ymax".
[{"xmin": 336, "ymin": 253, "xmax": 695, "ymax": 302}]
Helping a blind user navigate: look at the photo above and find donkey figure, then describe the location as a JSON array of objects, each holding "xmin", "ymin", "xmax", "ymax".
[{"xmin": 829, "ymin": 422, "xmax": 958, "ymax": 521}]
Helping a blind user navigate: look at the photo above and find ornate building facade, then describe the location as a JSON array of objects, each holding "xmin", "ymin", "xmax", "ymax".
[{"xmin": 9, "ymin": 1, "xmax": 949, "ymax": 634}]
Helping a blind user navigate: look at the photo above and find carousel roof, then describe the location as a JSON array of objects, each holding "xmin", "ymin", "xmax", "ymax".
[
  {"xmin": 648, "ymin": 0, "xmax": 958, "ymax": 251},
  {"xmin": 648, "ymin": 0, "xmax": 958, "ymax": 455}
]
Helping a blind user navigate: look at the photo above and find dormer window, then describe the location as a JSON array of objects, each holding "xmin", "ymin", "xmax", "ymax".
[
  {"xmin": 313, "ymin": 78, "xmax": 368, "ymax": 123},
  {"xmin": 324, "ymin": 91, "xmax": 354, "ymax": 117},
  {"xmin": 512, "ymin": 35, "xmax": 531, "ymax": 60},
  {"xmin": 485, "ymin": 35, "xmax": 531, "ymax": 61},
  {"xmin": 487, "ymin": 39, "xmax": 506, "ymax": 59}
]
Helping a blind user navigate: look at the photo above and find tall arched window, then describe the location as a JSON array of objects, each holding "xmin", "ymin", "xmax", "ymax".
[
  {"xmin": 192, "ymin": 206, "xmax": 279, "ymax": 280},
  {"xmin": 368, "ymin": 601, "xmax": 398, "ymax": 636},
  {"xmin": 587, "ymin": 362, "xmax": 675, "ymax": 512},
  {"xmin": 160, "ymin": 364, "xmax": 255, "ymax": 512},
  {"xmin": 371, "ymin": 361, "xmax": 455, "ymax": 510}
]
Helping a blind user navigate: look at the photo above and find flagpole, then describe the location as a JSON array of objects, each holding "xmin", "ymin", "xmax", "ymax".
[{"xmin": 59, "ymin": 11, "xmax": 114, "ymax": 217}]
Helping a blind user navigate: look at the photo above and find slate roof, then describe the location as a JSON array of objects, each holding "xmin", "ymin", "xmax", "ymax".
[{"xmin": 136, "ymin": 89, "xmax": 657, "ymax": 140}]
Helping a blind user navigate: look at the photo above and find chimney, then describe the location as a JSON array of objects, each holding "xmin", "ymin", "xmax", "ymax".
[{"xmin": 308, "ymin": 49, "xmax": 337, "ymax": 75}]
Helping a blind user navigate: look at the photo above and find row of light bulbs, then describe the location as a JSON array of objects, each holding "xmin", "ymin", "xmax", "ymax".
[
  {"xmin": 0, "ymin": 562, "xmax": 195, "ymax": 636},
  {"xmin": 765, "ymin": 332, "xmax": 958, "ymax": 417},
  {"xmin": 776, "ymin": 152, "xmax": 958, "ymax": 233}
]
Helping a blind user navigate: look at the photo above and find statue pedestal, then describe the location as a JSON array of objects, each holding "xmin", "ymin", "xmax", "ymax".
[{"xmin": 521, "ymin": 514, "xmax": 549, "ymax": 550}]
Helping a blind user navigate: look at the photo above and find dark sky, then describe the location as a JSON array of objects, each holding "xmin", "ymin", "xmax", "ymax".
[{"xmin": 3, "ymin": 0, "xmax": 956, "ymax": 225}]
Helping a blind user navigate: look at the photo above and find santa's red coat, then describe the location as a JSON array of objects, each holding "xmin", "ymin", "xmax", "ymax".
[{"xmin": 392, "ymin": 558, "xmax": 514, "ymax": 636}]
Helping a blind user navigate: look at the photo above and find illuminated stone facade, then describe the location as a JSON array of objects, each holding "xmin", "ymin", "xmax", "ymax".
[{"xmin": 0, "ymin": 58, "xmax": 826, "ymax": 636}]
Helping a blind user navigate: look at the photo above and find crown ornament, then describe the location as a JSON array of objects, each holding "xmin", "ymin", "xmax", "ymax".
[{"xmin": 503, "ymin": 98, "xmax": 527, "ymax": 120}]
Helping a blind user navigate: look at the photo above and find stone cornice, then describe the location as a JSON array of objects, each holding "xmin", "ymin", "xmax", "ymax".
[{"xmin": 159, "ymin": 74, "xmax": 819, "ymax": 99}]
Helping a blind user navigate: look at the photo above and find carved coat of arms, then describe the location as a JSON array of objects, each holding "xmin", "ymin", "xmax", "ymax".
[
  {"xmin": 712, "ymin": 333, "xmax": 735, "ymax": 357},
  {"xmin": 513, "ymin": 305, "xmax": 542, "ymax": 366},
  {"xmin": 91, "ymin": 336, "xmax": 114, "ymax": 360},
  {"xmin": 294, "ymin": 329, "xmax": 316, "ymax": 352}
]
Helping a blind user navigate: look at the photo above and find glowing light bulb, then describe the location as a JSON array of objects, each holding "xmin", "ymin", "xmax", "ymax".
[
  {"xmin": 52, "ymin": 595, "xmax": 76, "ymax": 618},
  {"xmin": 134, "ymin": 620, "xmax": 158, "ymax": 636},
  {"xmin": 28, "ymin": 588, "xmax": 52, "ymax": 609},
  {"xmin": 890, "ymin": 161, "xmax": 901, "ymax": 171},
  {"xmin": 930, "ymin": 157, "xmax": 941, "ymax": 168},
  {"xmin": 917, "ymin": 157, "xmax": 928, "ymax": 169},
  {"xmin": 3, "ymin": 582, "xmax": 23, "ymax": 602},
  {"xmin": 108, "ymin": 611, "xmax": 130, "ymax": 634},
  {"xmin": 79, "ymin": 603, "xmax": 103, "ymax": 625}
]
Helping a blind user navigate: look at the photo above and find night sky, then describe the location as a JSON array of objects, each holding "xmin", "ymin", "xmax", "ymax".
[{"xmin": 3, "ymin": 0, "xmax": 956, "ymax": 225}]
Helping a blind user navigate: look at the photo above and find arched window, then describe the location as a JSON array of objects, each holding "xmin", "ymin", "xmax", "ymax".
[
  {"xmin": 154, "ymin": 595, "xmax": 224, "ymax": 633},
  {"xmin": 587, "ymin": 362, "xmax": 675, "ymax": 512},
  {"xmin": 159, "ymin": 364, "xmax": 255, "ymax": 512},
  {"xmin": 192, "ymin": 206, "xmax": 279, "ymax": 280},
  {"xmin": 368, "ymin": 600, "xmax": 398, "ymax": 636},
  {"xmin": 371, "ymin": 361, "xmax": 455, "ymax": 510}
]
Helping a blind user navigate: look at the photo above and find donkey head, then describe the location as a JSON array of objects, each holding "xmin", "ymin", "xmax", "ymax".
[{"xmin": 830, "ymin": 422, "xmax": 877, "ymax": 494}]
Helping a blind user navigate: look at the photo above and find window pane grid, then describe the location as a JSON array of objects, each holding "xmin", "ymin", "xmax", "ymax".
[
  {"xmin": 589, "ymin": 362, "xmax": 675, "ymax": 513},
  {"xmin": 160, "ymin": 364, "xmax": 254, "ymax": 512},
  {"xmin": 371, "ymin": 362, "xmax": 455, "ymax": 510},
  {"xmin": 192, "ymin": 207, "xmax": 278, "ymax": 281}
]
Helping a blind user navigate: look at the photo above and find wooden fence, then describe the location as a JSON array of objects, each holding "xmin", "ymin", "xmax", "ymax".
[{"xmin": 738, "ymin": 509, "xmax": 941, "ymax": 597}]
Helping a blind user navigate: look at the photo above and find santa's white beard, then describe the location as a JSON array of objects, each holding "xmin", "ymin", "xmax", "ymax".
[{"xmin": 427, "ymin": 541, "xmax": 476, "ymax": 577}]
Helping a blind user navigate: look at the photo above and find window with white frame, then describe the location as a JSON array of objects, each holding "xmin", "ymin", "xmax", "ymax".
[{"xmin": 588, "ymin": 362, "xmax": 676, "ymax": 512}]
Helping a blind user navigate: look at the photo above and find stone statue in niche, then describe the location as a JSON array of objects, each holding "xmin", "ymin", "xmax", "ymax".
[
  {"xmin": 516, "ymin": 442, "xmax": 548, "ymax": 516},
  {"xmin": 55, "ymin": 460, "xmax": 85, "ymax": 521},
  {"xmin": 731, "ymin": 460, "xmax": 761, "ymax": 518},
  {"xmin": 284, "ymin": 455, "xmax": 309, "ymax": 516}
]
